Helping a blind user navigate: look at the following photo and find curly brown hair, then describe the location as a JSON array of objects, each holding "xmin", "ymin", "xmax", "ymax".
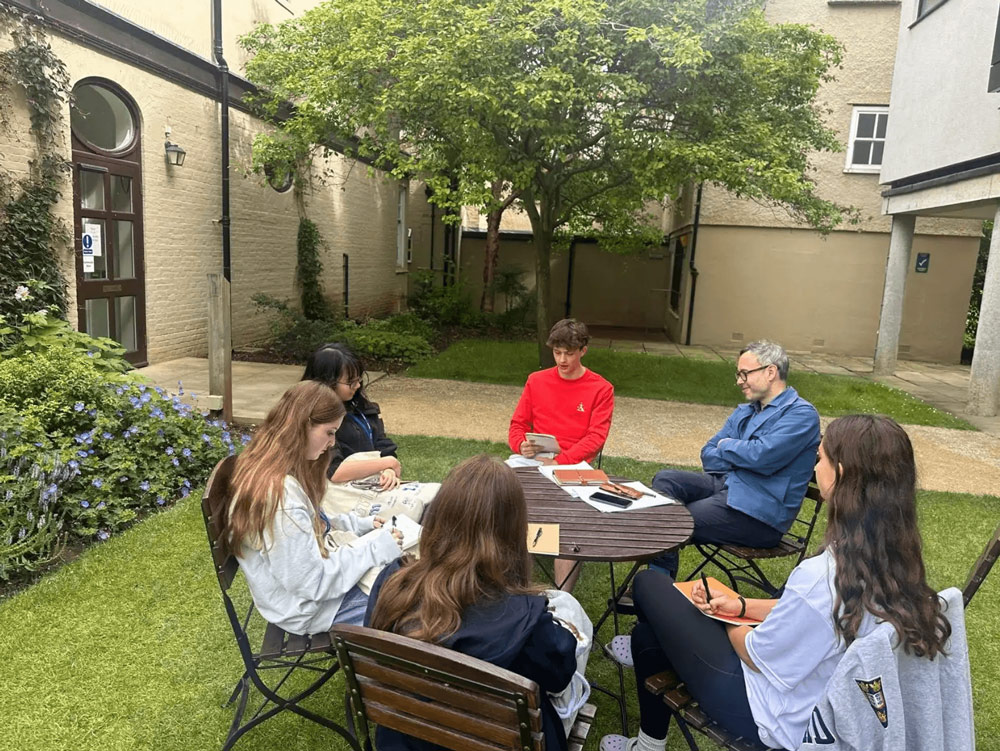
[
  {"xmin": 546, "ymin": 318, "xmax": 590, "ymax": 350},
  {"xmin": 821, "ymin": 414, "xmax": 951, "ymax": 658},
  {"xmin": 369, "ymin": 455, "xmax": 538, "ymax": 642}
]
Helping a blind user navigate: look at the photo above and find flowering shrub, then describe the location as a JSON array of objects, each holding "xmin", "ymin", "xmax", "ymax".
[{"xmin": 0, "ymin": 343, "xmax": 250, "ymax": 581}]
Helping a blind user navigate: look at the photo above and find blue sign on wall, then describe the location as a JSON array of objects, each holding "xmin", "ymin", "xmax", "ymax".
[{"xmin": 915, "ymin": 253, "xmax": 930, "ymax": 273}]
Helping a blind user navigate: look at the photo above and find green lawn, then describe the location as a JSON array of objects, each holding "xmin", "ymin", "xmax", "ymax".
[
  {"xmin": 406, "ymin": 340, "xmax": 975, "ymax": 430},
  {"xmin": 2, "ymin": 436, "xmax": 997, "ymax": 751}
]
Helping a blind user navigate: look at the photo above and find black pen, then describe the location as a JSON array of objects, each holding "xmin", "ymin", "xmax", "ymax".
[
  {"xmin": 391, "ymin": 515, "xmax": 397, "ymax": 530},
  {"xmin": 700, "ymin": 572, "xmax": 712, "ymax": 603},
  {"xmin": 532, "ymin": 526, "xmax": 543, "ymax": 547}
]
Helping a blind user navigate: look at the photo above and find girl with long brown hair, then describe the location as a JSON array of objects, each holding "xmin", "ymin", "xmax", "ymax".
[
  {"xmin": 601, "ymin": 415, "xmax": 952, "ymax": 751},
  {"xmin": 366, "ymin": 455, "xmax": 579, "ymax": 751},
  {"xmin": 228, "ymin": 381, "xmax": 402, "ymax": 635}
]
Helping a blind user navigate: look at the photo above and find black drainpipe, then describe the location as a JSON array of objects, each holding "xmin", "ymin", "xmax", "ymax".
[
  {"xmin": 426, "ymin": 186, "xmax": 436, "ymax": 271},
  {"xmin": 564, "ymin": 240, "xmax": 576, "ymax": 318},
  {"xmin": 212, "ymin": 0, "xmax": 231, "ymax": 283},
  {"xmin": 684, "ymin": 183, "xmax": 703, "ymax": 346}
]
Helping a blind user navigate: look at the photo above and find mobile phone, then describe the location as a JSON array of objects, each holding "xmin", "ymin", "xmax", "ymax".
[{"xmin": 590, "ymin": 491, "xmax": 633, "ymax": 508}]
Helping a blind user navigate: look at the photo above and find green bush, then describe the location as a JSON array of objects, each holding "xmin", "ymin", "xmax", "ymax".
[
  {"xmin": 0, "ymin": 345, "xmax": 247, "ymax": 580},
  {"xmin": 251, "ymin": 292, "xmax": 340, "ymax": 361},
  {"xmin": 363, "ymin": 312, "xmax": 437, "ymax": 342},
  {"xmin": 407, "ymin": 270, "xmax": 475, "ymax": 327},
  {"xmin": 337, "ymin": 326, "xmax": 433, "ymax": 366}
]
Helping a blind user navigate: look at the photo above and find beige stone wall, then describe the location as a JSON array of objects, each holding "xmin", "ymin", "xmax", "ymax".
[
  {"xmin": 88, "ymin": 0, "xmax": 329, "ymax": 73},
  {"xmin": 0, "ymin": 26, "xmax": 427, "ymax": 364},
  {"xmin": 459, "ymin": 237, "xmax": 670, "ymax": 328},
  {"xmin": 685, "ymin": 225, "xmax": 979, "ymax": 362}
]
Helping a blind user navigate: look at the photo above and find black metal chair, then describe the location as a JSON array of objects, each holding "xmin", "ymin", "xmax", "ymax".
[
  {"xmin": 201, "ymin": 455, "xmax": 360, "ymax": 751},
  {"xmin": 685, "ymin": 480, "xmax": 824, "ymax": 597}
]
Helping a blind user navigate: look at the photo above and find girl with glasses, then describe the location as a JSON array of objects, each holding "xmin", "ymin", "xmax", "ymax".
[{"xmin": 304, "ymin": 342, "xmax": 438, "ymax": 523}]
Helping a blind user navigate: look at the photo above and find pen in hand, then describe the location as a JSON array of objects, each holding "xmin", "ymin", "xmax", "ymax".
[{"xmin": 700, "ymin": 572, "xmax": 712, "ymax": 605}]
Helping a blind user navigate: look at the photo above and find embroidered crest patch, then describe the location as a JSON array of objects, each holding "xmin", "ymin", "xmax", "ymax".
[{"xmin": 855, "ymin": 677, "xmax": 888, "ymax": 728}]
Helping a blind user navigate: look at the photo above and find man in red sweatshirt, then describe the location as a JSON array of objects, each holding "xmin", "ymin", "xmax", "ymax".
[
  {"xmin": 509, "ymin": 318, "xmax": 615, "ymax": 466},
  {"xmin": 509, "ymin": 319, "xmax": 614, "ymax": 590}
]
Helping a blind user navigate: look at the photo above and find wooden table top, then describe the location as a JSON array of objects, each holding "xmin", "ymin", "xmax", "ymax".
[{"xmin": 515, "ymin": 467, "xmax": 694, "ymax": 563}]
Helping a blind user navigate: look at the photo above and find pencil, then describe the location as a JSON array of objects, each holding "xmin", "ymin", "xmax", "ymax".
[{"xmin": 700, "ymin": 572, "xmax": 712, "ymax": 602}]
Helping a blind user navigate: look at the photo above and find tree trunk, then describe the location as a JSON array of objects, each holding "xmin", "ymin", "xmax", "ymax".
[
  {"xmin": 522, "ymin": 187, "xmax": 556, "ymax": 367},
  {"xmin": 480, "ymin": 207, "xmax": 503, "ymax": 312},
  {"xmin": 533, "ymin": 229, "xmax": 555, "ymax": 367}
]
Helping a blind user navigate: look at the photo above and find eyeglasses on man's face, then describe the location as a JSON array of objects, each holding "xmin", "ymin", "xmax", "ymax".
[{"xmin": 735, "ymin": 364, "xmax": 770, "ymax": 382}]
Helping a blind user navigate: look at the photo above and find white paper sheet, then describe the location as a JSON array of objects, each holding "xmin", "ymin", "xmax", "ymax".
[{"xmin": 568, "ymin": 480, "xmax": 678, "ymax": 513}]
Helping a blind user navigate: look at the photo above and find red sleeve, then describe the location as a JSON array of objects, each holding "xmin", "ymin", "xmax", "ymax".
[
  {"xmin": 556, "ymin": 380, "xmax": 614, "ymax": 465},
  {"xmin": 508, "ymin": 379, "xmax": 534, "ymax": 453}
]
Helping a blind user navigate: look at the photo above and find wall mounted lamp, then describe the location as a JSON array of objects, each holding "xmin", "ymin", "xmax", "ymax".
[{"xmin": 164, "ymin": 140, "xmax": 186, "ymax": 166}]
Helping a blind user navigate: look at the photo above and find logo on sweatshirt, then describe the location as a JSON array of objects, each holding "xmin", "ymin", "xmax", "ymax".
[
  {"xmin": 856, "ymin": 677, "xmax": 888, "ymax": 728},
  {"xmin": 576, "ymin": 402, "xmax": 585, "ymax": 412},
  {"xmin": 801, "ymin": 707, "xmax": 835, "ymax": 745}
]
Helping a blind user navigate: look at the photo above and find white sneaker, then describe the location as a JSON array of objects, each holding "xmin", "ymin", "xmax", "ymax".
[
  {"xmin": 603, "ymin": 634, "xmax": 634, "ymax": 667},
  {"xmin": 599, "ymin": 734, "xmax": 638, "ymax": 751}
]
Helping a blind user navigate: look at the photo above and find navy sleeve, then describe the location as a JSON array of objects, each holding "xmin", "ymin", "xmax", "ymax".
[
  {"xmin": 363, "ymin": 559, "xmax": 404, "ymax": 627},
  {"xmin": 509, "ymin": 611, "xmax": 578, "ymax": 694}
]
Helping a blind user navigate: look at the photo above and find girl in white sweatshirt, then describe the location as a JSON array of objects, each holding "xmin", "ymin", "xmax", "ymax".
[{"xmin": 226, "ymin": 381, "xmax": 402, "ymax": 635}]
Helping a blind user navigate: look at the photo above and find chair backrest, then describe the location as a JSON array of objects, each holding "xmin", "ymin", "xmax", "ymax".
[
  {"xmin": 786, "ymin": 481, "xmax": 824, "ymax": 561},
  {"xmin": 963, "ymin": 520, "xmax": 1000, "ymax": 607},
  {"xmin": 331, "ymin": 624, "xmax": 545, "ymax": 751},
  {"xmin": 202, "ymin": 454, "xmax": 239, "ymax": 592}
]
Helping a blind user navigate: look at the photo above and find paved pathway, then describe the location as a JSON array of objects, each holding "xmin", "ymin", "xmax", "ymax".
[{"xmin": 137, "ymin": 355, "xmax": 1000, "ymax": 496}]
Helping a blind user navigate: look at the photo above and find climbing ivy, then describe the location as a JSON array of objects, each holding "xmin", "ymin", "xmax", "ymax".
[
  {"xmin": 0, "ymin": 6, "xmax": 72, "ymax": 321},
  {"xmin": 296, "ymin": 217, "xmax": 330, "ymax": 320}
]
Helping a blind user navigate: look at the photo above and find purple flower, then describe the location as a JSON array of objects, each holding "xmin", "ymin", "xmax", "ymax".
[
  {"xmin": 156, "ymin": 496, "xmax": 166, "ymax": 506},
  {"xmin": 80, "ymin": 500, "xmax": 90, "ymax": 508},
  {"xmin": 180, "ymin": 487, "xmax": 190, "ymax": 498},
  {"xmin": 86, "ymin": 351, "xmax": 95, "ymax": 358},
  {"xmin": 74, "ymin": 402, "xmax": 85, "ymax": 412},
  {"xmin": 165, "ymin": 446, "xmax": 174, "ymax": 455},
  {"xmin": 222, "ymin": 431, "xmax": 231, "ymax": 444},
  {"xmin": 182, "ymin": 448, "xmax": 191, "ymax": 458},
  {"xmin": 97, "ymin": 529, "xmax": 110, "ymax": 540},
  {"xmin": 96, "ymin": 501, "xmax": 106, "ymax": 510},
  {"xmin": 129, "ymin": 396, "xmax": 141, "ymax": 408},
  {"xmin": 91, "ymin": 478, "xmax": 102, "ymax": 488},
  {"xmin": 139, "ymin": 480, "xmax": 150, "ymax": 492},
  {"xmin": 102, "ymin": 432, "xmax": 113, "ymax": 440},
  {"xmin": 181, "ymin": 479, "xmax": 191, "ymax": 488},
  {"xmin": 140, "ymin": 392, "xmax": 152, "ymax": 404},
  {"xmin": 201, "ymin": 433, "xmax": 211, "ymax": 443},
  {"xmin": 77, "ymin": 450, "xmax": 88, "ymax": 458},
  {"xmin": 171, "ymin": 457, "xmax": 179, "ymax": 467},
  {"xmin": 88, "ymin": 409, "xmax": 97, "ymax": 418},
  {"xmin": 68, "ymin": 460, "xmax": 79, "ymax": 469},
  {"xmin": 151, "ymin": 408, "xmax": 165, "ymax": 419}
]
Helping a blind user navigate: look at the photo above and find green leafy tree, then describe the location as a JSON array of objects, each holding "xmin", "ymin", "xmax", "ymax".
[{"xmin": 242, "ymin": 0, "xmax": 847, "ymax": 363}]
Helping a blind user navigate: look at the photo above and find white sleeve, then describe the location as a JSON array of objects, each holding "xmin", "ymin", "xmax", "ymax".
[
  {"xmin": 265, "ymin": 484, "xmax": 399, "ymax": 603},
  {"xmin": 745, "ymin": 590, "xmax": 841, "ymax": 692}
]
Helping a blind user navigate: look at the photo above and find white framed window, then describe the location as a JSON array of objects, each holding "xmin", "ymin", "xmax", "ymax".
[
  {"xmin": 396, "ymin": 184, "xmax": 407, "ymax": 269},
  {"xmin": 845, "ymin": 106, "xmax": 888, "ymax": 174}
]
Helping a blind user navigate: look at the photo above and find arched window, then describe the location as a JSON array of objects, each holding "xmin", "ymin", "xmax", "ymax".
[{"xmin": 70, "ymin": 82, "xmax": 138, "ymax": 156}]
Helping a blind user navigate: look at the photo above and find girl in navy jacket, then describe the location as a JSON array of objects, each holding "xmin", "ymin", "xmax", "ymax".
[{"xmin": 366, "ymin": 455, "xmax": 578, "ymax": 751}]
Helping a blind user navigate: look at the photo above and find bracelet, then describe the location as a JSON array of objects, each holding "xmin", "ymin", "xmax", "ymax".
[{"xmin": 737, "ymin": 595, "xmax": 747, "ymax": 618}]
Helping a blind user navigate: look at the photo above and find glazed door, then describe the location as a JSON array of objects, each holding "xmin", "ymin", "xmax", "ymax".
[{"xmin": 73, "ymin": 155, "xmax": 147, "ymax": 366}]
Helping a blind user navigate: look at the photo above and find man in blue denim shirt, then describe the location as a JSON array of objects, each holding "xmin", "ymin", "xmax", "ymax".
[{"xmin": 651, "ymin": 340, "xmax": 820, "ymax": 577}]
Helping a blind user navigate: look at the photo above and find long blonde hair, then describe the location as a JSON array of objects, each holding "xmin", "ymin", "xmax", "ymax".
[
  {"xmin": 370, "ymin": 455, "xmax": 537, "ymax": 641},
  {"xmin": 227, "ymin": 381, "xmax": 345, "ymax": 557}
]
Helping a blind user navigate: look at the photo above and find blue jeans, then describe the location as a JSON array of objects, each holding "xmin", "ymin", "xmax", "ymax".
[
  {"xmin": 332, "ymin": 584, "xmax": 369, "ymax": 626},
  {"xmin": 631, "ymin": 569, "xmax": 766, "ymax": 749},
  {"xmin": 650, "ymin": 470, "xmax": 783, "ymax": 576}
]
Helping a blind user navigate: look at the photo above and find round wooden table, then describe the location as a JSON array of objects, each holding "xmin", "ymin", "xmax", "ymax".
[{"xmin": 515, "ymin": 467, "xmax": 694, "ymax": 561}]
